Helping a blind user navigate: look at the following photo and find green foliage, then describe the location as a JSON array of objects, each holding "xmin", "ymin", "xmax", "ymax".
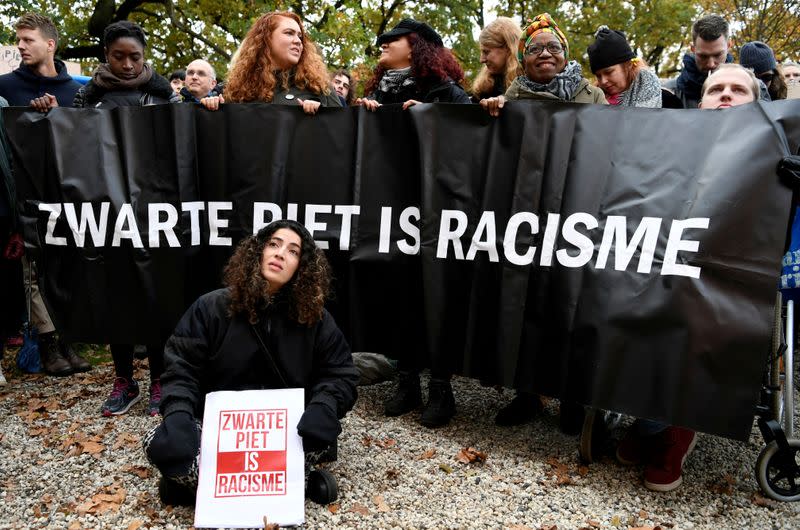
[{"xmin": 2, "ymin": 1, "xmax": 797, "ymax": 93}]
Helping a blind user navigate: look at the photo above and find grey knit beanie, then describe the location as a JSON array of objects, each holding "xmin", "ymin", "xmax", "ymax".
[{"xmin": 739, "ymin": 41, "xmax": 776, "ymax": 75}]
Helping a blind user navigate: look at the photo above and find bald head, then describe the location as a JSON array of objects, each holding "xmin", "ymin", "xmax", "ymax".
[{"xmin": 185, "ymin": 59, "xmax": 217, "ymax": 99}]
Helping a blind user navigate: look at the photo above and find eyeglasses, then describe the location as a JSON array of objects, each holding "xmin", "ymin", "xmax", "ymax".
[{"xmin": 524, "ymin": 42, "xmax": 564, "ymax": 56}]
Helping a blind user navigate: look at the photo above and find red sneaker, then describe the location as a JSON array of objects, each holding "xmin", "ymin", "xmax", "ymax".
[{"xmin": 644, "ymin": 427, "xmax": 697, "ymax": 492}]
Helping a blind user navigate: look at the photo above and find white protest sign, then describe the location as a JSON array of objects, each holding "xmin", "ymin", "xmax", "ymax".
[{"xmin": 194, "ymin": 388, "xmax": 305, "ymax": 528}]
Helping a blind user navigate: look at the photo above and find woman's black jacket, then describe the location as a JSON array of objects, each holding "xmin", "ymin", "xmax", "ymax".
[
  {"xmin": 160, "ymin": 288, "xmax": 358, "ymax": 426},
  {"xmin": 374, "ymin": 78, "xmax": 471, "ymax": 105}
]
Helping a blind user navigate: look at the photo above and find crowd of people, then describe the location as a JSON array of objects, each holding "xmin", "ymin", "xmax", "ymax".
[{"xmin": 0, "ymin": 9, "xmax": 797, "ymax": 507}]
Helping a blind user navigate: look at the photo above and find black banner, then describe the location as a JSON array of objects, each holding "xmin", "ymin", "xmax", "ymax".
[{"xmin": 5, "ymin": 100, "xmax": 800, "ymax": 440}]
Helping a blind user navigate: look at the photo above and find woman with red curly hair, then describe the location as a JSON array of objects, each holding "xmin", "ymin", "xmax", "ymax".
[
  {"xmin": 201, "ymin": 12, "xmax": 341, "ymax": 114},
  {"xmin": 357, "ymin": 18, "xmax": 470, "ymax": 110},
  {"xmin": 144, "ymin": 220, "xmax": 358, "ymax": 506}
]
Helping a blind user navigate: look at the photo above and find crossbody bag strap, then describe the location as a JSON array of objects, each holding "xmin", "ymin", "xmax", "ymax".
[{"xmin": 250, "ymin": 322, "xmax": 289, "ymax": 388}]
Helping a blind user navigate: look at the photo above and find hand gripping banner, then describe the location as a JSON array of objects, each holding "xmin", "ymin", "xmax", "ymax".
[{"xmin": 5, "ymin": 100, "xmax": 800, "ymax": 439}]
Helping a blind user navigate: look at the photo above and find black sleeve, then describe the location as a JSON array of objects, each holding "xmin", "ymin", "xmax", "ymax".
[
  {"xmin": 160, "ymin": 294, "xmax": 220, "ymax": 418},
  {"xmin": 307, "ymin": 311, "xmax": 359, "ymax": 418},
  {"xmin": 448, "ymin": 83, "xmax": 472, "ymax": 104}
]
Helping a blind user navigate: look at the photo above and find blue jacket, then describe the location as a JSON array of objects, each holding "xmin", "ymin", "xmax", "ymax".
[{"xmin": 0, "ymin": 59, "xmax": 81, "ymax": 107}]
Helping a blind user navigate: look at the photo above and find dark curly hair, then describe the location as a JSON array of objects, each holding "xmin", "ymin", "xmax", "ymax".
[
  {"xmin": 364, "ymin": 33, "xmax": 465, "ymax": 96},
  {"xmin": 223, "ymin": 220, "xmax": 331, "ymax": 326}
]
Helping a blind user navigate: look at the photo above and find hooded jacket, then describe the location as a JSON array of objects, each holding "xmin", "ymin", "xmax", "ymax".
[{"xmin": 0, "ymin": 59, "xmax": 81, "ymax": 107}]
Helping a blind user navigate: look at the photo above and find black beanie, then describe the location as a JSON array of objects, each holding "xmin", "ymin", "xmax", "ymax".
[{"xmin": 587, "ymin": 26, "xmax": 635, "ymax": 73}]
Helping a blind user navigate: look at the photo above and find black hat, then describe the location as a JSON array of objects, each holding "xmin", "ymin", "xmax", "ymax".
[
  {"xmin": 740, "ymin": 41, "xmax": 776, "ymax": 75},
  {"xmin": 587, "ymin": 26, "xmax": 635, "ymax": 73},
  {"xmin": 376, "ymin": 18, "xmax": 443, "ymax": 47}
]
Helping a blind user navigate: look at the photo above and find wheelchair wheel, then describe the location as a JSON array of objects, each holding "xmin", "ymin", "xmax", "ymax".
[
  {"xmin": 756, "ymin": 438, "xmax": 800, "ymax": 502},
  {"xmin": 770, "ymin": 294, "xmax": 785, "ymax": 426}
]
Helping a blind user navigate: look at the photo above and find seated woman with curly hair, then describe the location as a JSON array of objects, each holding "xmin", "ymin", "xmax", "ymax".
[
  {"xmin": 356, "ymin": 18, "xmax": 471, "ymax": 110},
  {"xmin": 143, "ymin": 220, "xmax": 358, "ymax": 506},
  {"xmin": 201, "ymin": 11, "xmax": 341, "ymax": 114}
]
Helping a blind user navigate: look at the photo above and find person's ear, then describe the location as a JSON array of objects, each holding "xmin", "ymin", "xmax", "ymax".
[
  {"xmin": 211, "ymin": 78, "xmax": 217, "ymax": 88},
  {"xmin": 47, "ymin": 39, "xmax": 56, "ymax": 53}
]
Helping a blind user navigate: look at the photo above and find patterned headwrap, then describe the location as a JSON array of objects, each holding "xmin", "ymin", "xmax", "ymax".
[{"xmin": 518, "ymin": 13, "xmax": 569, "ymax": 63}]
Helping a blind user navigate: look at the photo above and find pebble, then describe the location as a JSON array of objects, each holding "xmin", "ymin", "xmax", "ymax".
[{"xmin": 1, "ymin": 363, "xmax": 800, "ymax": 529}]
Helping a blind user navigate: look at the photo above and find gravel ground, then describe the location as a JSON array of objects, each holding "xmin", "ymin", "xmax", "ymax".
[{"xmin": 1, "ymin": 354, "xmax": 800, "ymax": 529}]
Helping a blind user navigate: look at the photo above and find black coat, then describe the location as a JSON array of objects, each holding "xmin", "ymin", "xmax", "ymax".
[
  {"xmin": 160, "ymin": 288, "xmax": 358, "ymax": 428},
  {"xmin": 73, "ymin": 71, "xmax": 179, "ymax": 108},
  {"xmin": 373, "ymin": 78, "xmax": 470, "ymax": 105}
]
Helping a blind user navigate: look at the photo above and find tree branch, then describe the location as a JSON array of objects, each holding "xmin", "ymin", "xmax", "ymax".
[{"xmin": 162, "ymin": 0, "xmax": 231, "ymax": 60}]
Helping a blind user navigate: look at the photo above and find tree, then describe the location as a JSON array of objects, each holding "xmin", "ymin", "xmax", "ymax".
[{"xmin": 701, "ymin": 1, "xmax": 800, "ymax": 61}]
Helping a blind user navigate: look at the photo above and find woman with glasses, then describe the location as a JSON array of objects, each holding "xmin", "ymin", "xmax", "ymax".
[
  {"xmin": 480, "ymin": 13, "xmax": 606, "ymax": 116},
  {"xmin": 740, "ymin": 41, "xmax": 787, "ymax": 100}
]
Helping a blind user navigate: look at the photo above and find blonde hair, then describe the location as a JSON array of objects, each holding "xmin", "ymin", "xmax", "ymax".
[{"xmin": 471, "ymin": 17, "xmax": 522, "ymax": 99}]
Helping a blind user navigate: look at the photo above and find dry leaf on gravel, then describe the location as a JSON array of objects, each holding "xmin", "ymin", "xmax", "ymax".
[
  {"xmin": 126, "ymin": 520, "xmax": 144, "ymax": 530},
  {"xmin": 439, "ymin": 463, "xmax": 453, "ymax": 474},
  {"xmin": 123, "ymin": 465, "xmax": 151, "ymax": 479},
  {"xmin": 386, "ymin": 468, "xmax": 400, "ymax": 480},
  {"xmin": 546, "ymin": 457, "xmax": 573, "ymax": 486},
  {"xmin": 417, "ymin": 448, "xmax": 437, "ymax": 459},
  {"xmin": 113, "ymin": 432, "xmax": 141, "ymax": 451},
  {"xmin": 586, "ymin": 520, "xmax": 600, "ymax": 528},
  {"xmin": 360, "ymin": 435, "xmax": 373, "ymax": 447},
  {"xmin": 708, "ymin": 474, "xmax": 736, "ymax": 495},
  {"xmin": 506, "ymin": 524, "xmax": 534, "ymax": 530},
  {"xmin": 374, "ymin": 437, "xmax": 397, "ymax": 449},
  {"xmin": 75, "ymin": 485, "xmax": 126, "ymax": 515},
  {"xmin": 372, "ymin": 494, "xmax": 390, "ymax": 512},
  {"xmin": 327, "ymin": 503, "xmax": 340, "ymax": 514},
  {"xmin": 67, "ymin": 521, "xmax": 81, "ymax": 530},
  {"xmin": 349, "ymin": 502, "xmax": 371, "ymax": 515},
  {"xmin": 537, "ymin": 525, "xmax": 557, "ymax": 530},
  {"xmin": 752, "ymin": 492, "xmax": 777, "ymax": 508},
  {"xmin": 456, "ymin": 447, "xmax": 487, "ymax": 464},
  {"xmin": 28, "ymin": 426, "xmax": 49, "ymax": 437}
]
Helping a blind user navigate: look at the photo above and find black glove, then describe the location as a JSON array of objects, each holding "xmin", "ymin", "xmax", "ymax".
[
  {"xmin": 145, "ymin": 411, "xmax": 200, "ymax": 478},
  {"xmin": 297, "ymin": 402, "xmax": 340, "ymax": 453}
]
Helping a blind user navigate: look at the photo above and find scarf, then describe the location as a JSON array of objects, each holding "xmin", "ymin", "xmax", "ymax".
[
  {"xmin": 617, "ymin": 67, "xmax": 662, "ymax": 108},
  {"xmin": 377, "ymin": 67, "xmax": 415, "ymax": 94},
  {"xmin": 675, "ymin": 52, "xmax": 733, "ymax": 101},
  {"xmin": 517, "ymin": 60, "xmax": 583, "ymax": 101},
  {"xmin": 92, "ymin": 62, "xmax": 153, "ymax": 91}
]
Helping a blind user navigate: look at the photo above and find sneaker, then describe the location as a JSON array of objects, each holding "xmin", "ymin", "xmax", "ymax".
[
  {"xmin": 495, "ymin": 391, "xmax": 542, "ymax": 426},
  {"xmin": 147, "ymin": 379, "xmax": 162, "ymax": 416},
  {"xmin": 101, "ymin": 377, "xmax": 141, "ymax": 417},
  {"xmin": 643, "ymin": 427, "xmax": 697, "ymax": 492},
  {"xmin": 420, "ymin": 377, "xmax": 456, "ymax": 427},
  {"xmin": 384, "ymin": 371, "xmax": 422, "ymax": 416},
  {"xmin": 306, "ymin": 469, "xmax": 338, "ymax": 505}
]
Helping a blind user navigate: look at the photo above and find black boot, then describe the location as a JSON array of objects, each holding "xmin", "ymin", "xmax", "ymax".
[
  {"xmin": 61, "ymin": 342, "xmax": 91, "ymax": 373},
  {"xmin": 306, "ymin": 469, "xmax": 338, "ymax": 504},
  {"xmin": 39, "ymin": 332, "xmax": 73, "ymax": 377},
  {"xmin": 384, "ymin": 370, "xmax": 422, "ymax": 416},
  {"xmin": 158, "ymin": 477, "xmax": 196, "ymax": 506},
  {"xmin": 495, "ymin": 391, "xmax": 542, "ymax": 426},
  {"xmin": 421, "ymin": 377, "xmax": 455, "ymax": 428}
]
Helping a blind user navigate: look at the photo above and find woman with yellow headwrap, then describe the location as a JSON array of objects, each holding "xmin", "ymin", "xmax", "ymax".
[{"xmin": 481, "ymin": 13, "xmax": 606, "ymax": 116}]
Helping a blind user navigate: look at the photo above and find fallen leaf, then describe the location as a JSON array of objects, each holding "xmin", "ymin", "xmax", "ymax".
[
  {"xmin": 349, "ymin": 502, "xmax": 370, "ymax": 515},
  {"xmin": 610, "ymin": 515, "xmax": 621, "ymax": 526},
  {"xmin": 360, "ymin": 435, "xmax": 373, "ymax": 447},
  {"xmin": 385, "ymin": 468, "xmax": 400, "ymax": 480},
  {"xmin": 327, "ymin": 503, "xmax": 340, "ymax": 514},
  {"xmin": 123, "ymin": 465, "xmax": 151, "ymax": 479},
  {"xmin": 372, "ymin": 494, "xmax": 390, "ymax": 512},
  {"xmin": 67, "ymin": 522, "xmax": 81, "ymax": 530},
  {"xmin": 113, "ymin": 432, "xmax": 140, "ymax": 451},
  {"xmin": 537, "ymin": 526, "xmax": 557, "ymax": 530},
  {"xmin": 126, "ymin": 520, "xmax": 144, "ymax": 530},
  {"xmin": 28, "ymin": 426, "xmax": 49, "ymax": 437},
  {"xmin": 506, "ymin": 524, "xmax": 534, "ymax": 530},
  {"xmin": 262, "ymin": 515, "xmax": 279, "ymax": 530},
  {"xmin": 456, "ymin": 447, "xmax": 487, "ymax": 464},
  {"xmin": 438, "ymin": 463, "xmax": 453, "ymax": 474},
  {"xmin": 577, "ymin": 465, "xmax": 589, "ymax": 476},
  {"xmin": 417, "ymin": 448, "xmax": 437, "ymax": 459},
  {"xmin": 81, "ymin": 441, "xmax": 105, "ymax": 455},
  {"xmin": 375, "ymin": 438, "xmax": 396, "ymax": 449},
  {"xmin": 586, "ymin": 520, "xmax": 600, "ymax": 528},
  {"xmin": 752, "ymin": 492, "xmax": 776, "ymax": 508},
  {"xmin": 639, "ymin": 510, "xmax": 648, "ymax": 518}
]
